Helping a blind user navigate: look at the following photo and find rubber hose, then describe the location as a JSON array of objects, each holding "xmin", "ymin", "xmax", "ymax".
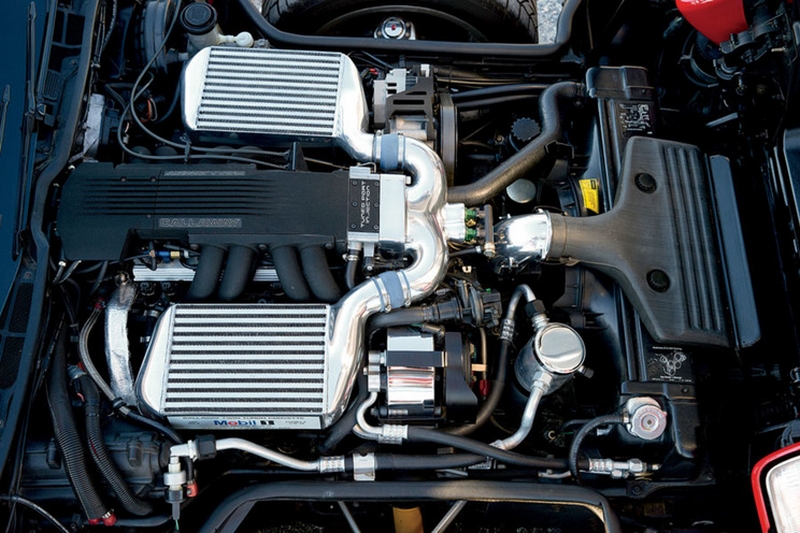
[
  {"xmin": 46, "ymin": 332, "xmax": 110, "ymax": 522},
  {"xmin": 300, "ymin": 246, "xmax": 342, "ymax": 302},
  {"xmin": 374, "ymin": 453, "xmax": 485, "ymax": 471},
  {"xmin": 110, "ymin": 515, "xmax": 172, "ymax": 528},
  {"xmin": 78, "ymin": 375, "xmax": 154, "ymax": 516},
  {"xmin": 271, "ymin": 245, "xmax": 311, "ymax": 301},
  {"xmin": 319, "ymin": 374, "xmax": 368, "ymax": 454},
  {"xmin": 367, "ymin": 299, "xmax": 463, "ymax": 334},
  {"xmin": 368, "ymin": 308, "xmax": 427, "ymax": 332},
  {"xmin": 218, "ymin": 245, "xmax": 256, "ymax": 302},
  {"xmin": 450, "ymin": 83, "xmax": 548, "ymax": 102},
  {"xmin": 447, "ymin": 81, "xmax": 585, "ymax": 206},
  {"xmin": 186, "ymin": 245, "xmax": 226, "ymax": 301},
  {"xmin": 568, "ymin": 414, "xmax": 626, "ymax": 481},
  {"xmin": 121, "ymin": 410, "xmax": 194, "ymax": 483},
  {"xmin": 345, "ymin": 259, "xmax": 358, "ymax": 290},
  {"xmin": 446, "ymin": 338, "xmax": 511, "ymax": 436},
  {"xmin": 406, "ymin": 427, "xmax": 568, "ymax": 470}
]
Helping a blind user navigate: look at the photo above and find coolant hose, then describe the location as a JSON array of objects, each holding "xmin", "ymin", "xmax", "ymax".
[
  {"xmin": 186, "ymin": 245, "xmax": 226, "ymax": 301},
  {"xmin": 405, "ymin": 427, "xmax": 568, "ymax": 470},
  {"xmin": 446, "ymin": 339, "xmax": 511, "ymax": 436},
  {"xmin": 271, "ymin": 245, "xmax": 311, "ymax": 301},
  {"xmin": 218, "ymin": 245, "xmax": 256, "ymax": 301},
  {"xmin": 374, "ymin": 453, "xmax": 485, "ymax": 471},
  {"xmin": 345, "ymin": 258, "xmax": 358, "ymax": 290},
  {"xmin": 300, "ymin": 245, "xmax": 342, "ymax": 302},
  {"xmin": 46, "ymin": 331, "xmax": 111, "ymax": 523},
  {"xmin": 368, "ymin": 308, "xmax": 427, "ymax": 331},
  {"xmin": 319, "ymin": 374, "xmax": 369, "ymax": 454},
  {"xmin": 568, "ymin": 414, "xmax": 626, "ymax": 481},
  {"xmin": 447, "ymin": 81, "xmax": 585, "ymax": 206},
  {"xmin": 77, "ymin": 375, "xmax": 154, "ymax": 516}
]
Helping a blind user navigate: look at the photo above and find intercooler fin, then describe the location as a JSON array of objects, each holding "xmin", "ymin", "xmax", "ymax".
[{"xmin": 137, "ymin": 304, "xmax": 331, "ymax": 429}]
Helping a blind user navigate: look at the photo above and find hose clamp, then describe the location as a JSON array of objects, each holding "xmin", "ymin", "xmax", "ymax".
[{"xmin": 352, "ymin": 452, "xmax": 376, "ymax": 481}]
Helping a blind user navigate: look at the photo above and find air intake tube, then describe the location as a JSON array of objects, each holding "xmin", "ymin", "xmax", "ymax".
[
  {"xmin": 320, "ymin": 127, "xmax": 449, "ymax": 426},
  {"xmin": 271, "ymin": 245, "xmax": 312, "ymax": 302},
  {"xmin": 218, "ymin": 245, "xmax": 256, "ymax": 302},
  {"xmin": 300, "ymin": 246, "xmax": 342, "ymax": 303},
  {"xmin": 186, "ymin": 245, "xmax": 226, "ymax": 301},
  {"xmin": 446, "ymin": 81, "xmax": 585, "ymax": 206}
]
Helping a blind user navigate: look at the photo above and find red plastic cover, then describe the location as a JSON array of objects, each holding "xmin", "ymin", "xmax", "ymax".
[{"xmin": 676, "ymin": 0, "xmax": 749, "ymax": 44}]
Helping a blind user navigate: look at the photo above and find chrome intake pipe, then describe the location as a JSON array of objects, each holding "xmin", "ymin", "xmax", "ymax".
[{"xmin": 323, "ymin": 132, "xmax": 449, "ymax": 427}]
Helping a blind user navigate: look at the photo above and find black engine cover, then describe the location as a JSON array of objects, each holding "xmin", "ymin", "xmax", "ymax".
[{"xmin": 57, "ymin": 163, "xmax": 351, "ymax": 260}]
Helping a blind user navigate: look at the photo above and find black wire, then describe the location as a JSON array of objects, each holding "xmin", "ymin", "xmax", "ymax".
[
  {"xmin": 348, "ymin": 51, "xmax": 392, "ymax": 70},
  {"xmin": 152, "ymin": 78, "xmax": 182, "ymax": 125},
  {"xmin": 88, "ymin": 261, "xmax": 109, "ymax": 297},
  {"xmin": 99, "ymin": 0, "xmax": 117, "ymax": 56},
  {"xmin": 0, "ymin": 496, "xmax": 70, "ymax": 533},
  {"xmin": 116, "ymin": 109, "xmax": 289, "ymax": 168}
]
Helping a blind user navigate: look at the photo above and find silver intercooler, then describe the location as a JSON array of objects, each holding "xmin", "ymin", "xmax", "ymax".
[
  {"xmin": 138, "ymin": 304, "xmax": 332, "ymax": 430},
  {"xmin": 182, "ymin": 47, "xmax": 366, "ymax": 143}
]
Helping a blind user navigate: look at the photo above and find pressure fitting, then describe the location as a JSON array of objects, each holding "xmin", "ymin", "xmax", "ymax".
[
  {"xmin": 163, "ymin": 457, "xmax": 186, "ymax": 521},
  {"xmin": 586, "ymin": 458, "xmax": 659, "ymax": 479}
]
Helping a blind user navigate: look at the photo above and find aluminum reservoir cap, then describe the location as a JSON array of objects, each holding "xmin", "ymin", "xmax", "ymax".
[{"xmin": 534, "ymin": 323, "xmax": 585, "ymax": 375}]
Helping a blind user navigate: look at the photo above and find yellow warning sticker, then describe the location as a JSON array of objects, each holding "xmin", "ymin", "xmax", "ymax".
[{"xmin": 579, "ymin": 178, "xmax": 600, "ymax": 214}]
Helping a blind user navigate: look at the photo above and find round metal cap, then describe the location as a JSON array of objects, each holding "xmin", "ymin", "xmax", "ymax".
[
  {"xmin": 379, "ymin": 17, "xmax": 407, "ymax": 39},
  {"xmin": 534, "ymin": 323, "xmax": 585, "ymax": 375},
  {"xmin": 626, "ymin": 397, "xmax": 668, "ymax": 441},
  {"xmin": 506, "ymin": 178, "xmax": 537, "ymax": 204}
]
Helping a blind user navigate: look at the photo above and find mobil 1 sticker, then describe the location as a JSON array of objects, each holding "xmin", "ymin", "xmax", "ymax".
[
  {"xmin": 645, "ymin": 346, "xmax": 693, "ymax": 383},
  {"xmin": 173, "ymin": 417, "xmax": 322, "ymax": 430}
]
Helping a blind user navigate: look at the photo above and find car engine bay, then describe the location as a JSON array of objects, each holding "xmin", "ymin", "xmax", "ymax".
[{"xmin": 3, "ymin": 0, "xmax": 800, "ymax": 531}]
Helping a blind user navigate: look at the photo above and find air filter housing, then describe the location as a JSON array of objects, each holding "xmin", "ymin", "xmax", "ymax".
[{"xmin": 182, "ymin": 46, "xmax": 366, "ymax": 143}]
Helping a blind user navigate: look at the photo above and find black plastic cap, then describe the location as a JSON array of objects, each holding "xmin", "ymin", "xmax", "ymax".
[
  {"xmin": 194, "ymin": 434, "xmax": 217, "ymax": 461},
  {"xmin": 180, "ymin": 2, "xmax": 217, "ymax": 35}
]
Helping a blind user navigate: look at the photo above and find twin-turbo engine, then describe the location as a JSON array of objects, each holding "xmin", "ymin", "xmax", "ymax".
[
  {"xmin": 58, "ymin": 47, "xmax": 454, "ymax": 430},
  {"xmin": 57, "ymin": 46, "xmax": 750, "ymax": 432}
]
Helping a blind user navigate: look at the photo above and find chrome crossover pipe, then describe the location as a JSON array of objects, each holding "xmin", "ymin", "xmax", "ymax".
[{"xmin": 324, "ymin": 130, "xmax": 449, "ymax": 427}]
